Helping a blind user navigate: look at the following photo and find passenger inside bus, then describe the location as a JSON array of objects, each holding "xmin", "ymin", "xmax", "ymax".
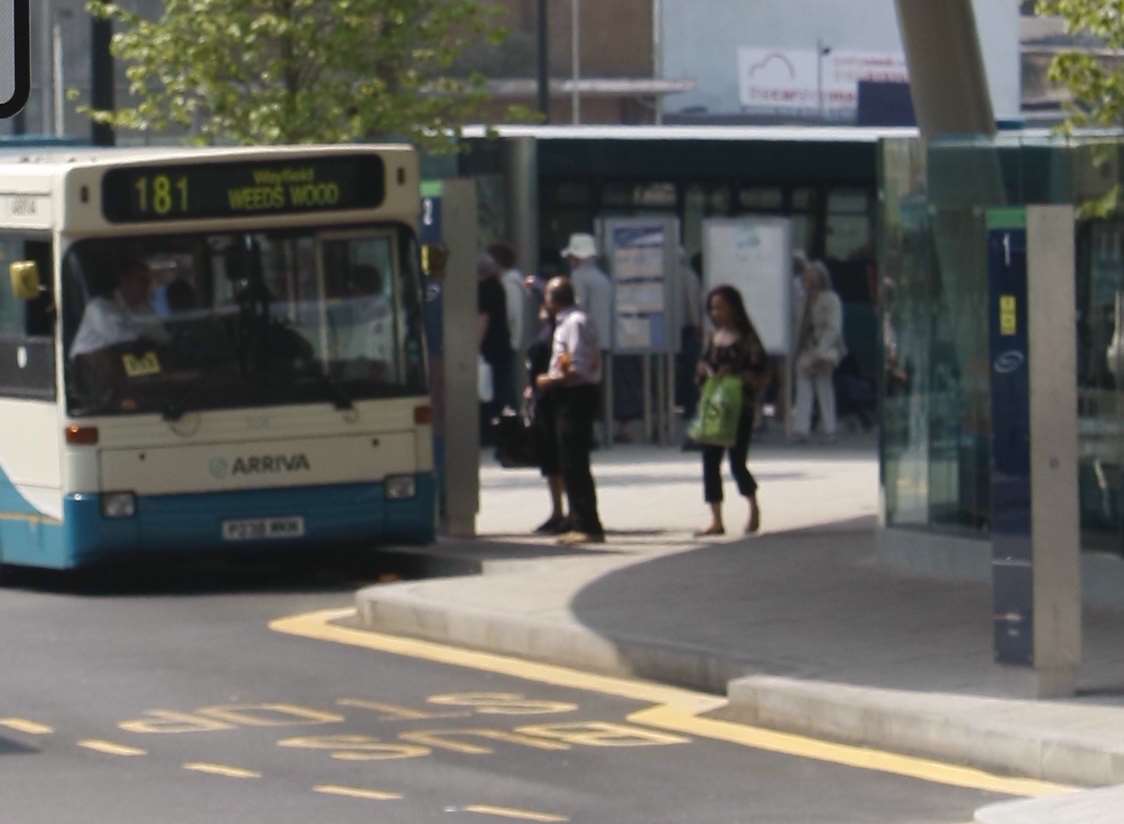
[
  {"xmin": 328, "ymin": 262, "xmax": 393, "ymax": 381},
  {"xmin": 69, "ymin": 259, "xmax": 170, "ymax": 358}
]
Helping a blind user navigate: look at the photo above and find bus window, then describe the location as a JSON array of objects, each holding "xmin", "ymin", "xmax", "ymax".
[
  {"xmin": 0, "ymin": 234, "xmax": 56, "ymax": 400},
  {"xmin": 61, "ymin": 228, "xmax": 425, "ymax": 418}
]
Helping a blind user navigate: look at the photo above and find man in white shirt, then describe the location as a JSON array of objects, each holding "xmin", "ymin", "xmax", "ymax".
[
  {"xmin": 536, "ymin": 276, "xmax": 605, "ymax": 545},
  {"xmin": 70, "ymin": 260, "xmax": 170, "ymax": 358}
]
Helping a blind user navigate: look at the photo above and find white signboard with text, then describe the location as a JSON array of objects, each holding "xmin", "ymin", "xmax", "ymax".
[
  {"xmin": 703, "ymin": 217, "xmax": 792, "ymax": 355},
  {"xmin": 737, "ymin": 47, "xmax": 908, "ymax": 117}
]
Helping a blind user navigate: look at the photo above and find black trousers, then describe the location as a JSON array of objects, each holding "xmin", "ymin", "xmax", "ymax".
[
  {"xmin": 702, "ymin": 407, "xmax": 758, "ymax": 503},
  {"xmin": 554, "ymin": 383, "xmax": 603, "ymax": 534}
]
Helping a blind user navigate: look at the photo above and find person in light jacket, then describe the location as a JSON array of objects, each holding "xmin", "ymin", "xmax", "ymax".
[{"xmin": 792, "ymin": 260, "xmax": 845, "ymax": 442}]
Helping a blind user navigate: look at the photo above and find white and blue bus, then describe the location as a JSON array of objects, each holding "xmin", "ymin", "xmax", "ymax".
[{"xmin": 0, "ymin": 145, "xmax": 434, "ymax": 569}]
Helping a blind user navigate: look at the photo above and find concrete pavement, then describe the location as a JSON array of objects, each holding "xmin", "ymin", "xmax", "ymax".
[{"xmin": 353, "ymin": 435, "xmax": 1124, "ymax": 819}]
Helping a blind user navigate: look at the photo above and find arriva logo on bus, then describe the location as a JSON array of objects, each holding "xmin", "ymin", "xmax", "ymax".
[{"xmin": 209, "ymin": 454, "xmax": 312, "ymax": 479}]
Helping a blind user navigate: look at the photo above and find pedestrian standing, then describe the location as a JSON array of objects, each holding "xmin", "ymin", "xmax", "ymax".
[
  {"xmin": 792, "ymin": 260, "xmax": 845, "ymax": 442},
  {"xmin": 478, "ymin": 252, "xmax": 512, "ymax": 445},
  {"xmin": 561, "ymin": 233, "xmax": 614, "ymax": 442},
  {"xmin": 695, "ymin": 285, "xmax": 770, "ymax": 536},
  {"xmin": 488, "ymin": 241, "xmax": 527, "ymax": 357},
  {"xmin": 536, "ymin": 276, "xmax": 605, "ymax": 545},
  {"xmin": 525, "ymin": 304, "xmax": 567, "ymax": 534}
]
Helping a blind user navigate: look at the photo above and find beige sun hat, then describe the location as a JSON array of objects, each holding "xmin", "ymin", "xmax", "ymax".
[{"xmin": 560, "ymin": 233, "xmax": 598, "ymax": 259}]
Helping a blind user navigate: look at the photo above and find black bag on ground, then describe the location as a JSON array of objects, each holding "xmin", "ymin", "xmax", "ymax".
[{"xmin": 493, "ymin": 406, "xmax": 539, "ymax": 468}]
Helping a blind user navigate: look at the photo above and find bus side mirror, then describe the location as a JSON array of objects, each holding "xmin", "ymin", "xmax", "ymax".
[{"xmin": 9, "ymin": 261, "xmax": 41, "ymax": 300}]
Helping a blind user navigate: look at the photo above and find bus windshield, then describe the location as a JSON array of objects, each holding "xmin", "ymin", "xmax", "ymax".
[{"xmin": 62, "ymin": 226, "xmax": 426, "ymax": 418}]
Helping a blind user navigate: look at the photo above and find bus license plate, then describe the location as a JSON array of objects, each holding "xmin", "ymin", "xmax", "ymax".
[{"xmin": 222, "ymin": 517, "xmax": 305, "ymax": 541}]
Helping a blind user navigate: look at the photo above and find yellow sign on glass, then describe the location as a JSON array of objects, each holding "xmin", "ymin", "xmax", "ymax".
[
  {"xmin": 123, "ymin": 352, "xmax": 162, "ymax": 377},
  {"xmin": 999, "ymin": 295, "xmax": 1017, "ymax": 336}
]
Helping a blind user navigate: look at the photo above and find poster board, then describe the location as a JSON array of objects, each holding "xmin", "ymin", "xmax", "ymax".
[
  {"xmin": 702, "ymin": 217, "xmax": 792, "ymax": 355},
  {"xmin": 601, "ymin": 216, "xmax": 681, "ymax": 354}
]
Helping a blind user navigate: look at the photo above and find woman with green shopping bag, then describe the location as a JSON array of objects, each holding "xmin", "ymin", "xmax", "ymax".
[{"xmin": 692, "ymin": 285, "xmax": 770, "ymax": 536}]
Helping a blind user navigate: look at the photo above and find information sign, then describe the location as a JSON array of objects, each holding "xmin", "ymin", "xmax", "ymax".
[
  {"xmin": 604, "ymin": 219, "xmax": 679, "ymax": 354},
  {"xmin": 703, "ymin": 217, "xmax": 792, "ymax": 355},
  {"xmin": 102, "ymin": 155, "xmax": 386, "ymax": 223}
]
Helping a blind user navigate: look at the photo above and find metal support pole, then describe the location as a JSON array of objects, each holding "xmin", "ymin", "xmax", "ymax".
[
  {"xmin": 40, "ymin": 0, "xmax": 51, "ymax": 134},
  {"xmin": 816, "ymin": 38, "xmax": 824, "ymax": 122},
  {"xmin": 536, "ymin": 0, "xmax": 550, "ymax": 123},
  {"xmin": 505, "ymin": 137, "xmax": 539, "ymax": 288},
  {"xmin": 90, "ymin": 15, "xmax": 114, "ymax": 146},
  {"xmin": 52, "ymin": 12, "xmax": 69, "ymax": 138},
  {"xmin": 647, "ymin": 355, "xmax": 656, "ymax": 440},
  {"xmin": 571, "ymin": 0, "xmax": 581, "ymax": 124},
  {"xmin": 653, "ymin": 0, "xmax": 663, "ymax": 125}
]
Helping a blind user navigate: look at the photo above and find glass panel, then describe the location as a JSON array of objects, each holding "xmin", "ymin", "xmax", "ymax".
[
  {"xmin": 683, "ymin": 185, "xmax": 706, "ymax": 265},
  {"xmin": 827, "ymin": 187, "xmax": 873, "ymax": 260},
  {"xmin": 708, "ymin": 186, "xmax": 731, "ymax": 214},
  {"xmin": 829, "ymin": 188, "xmax": 870, "ymax": 213},
  {"xmin": 879, "ymin": 139, "xmax": 990, "ymax": 534},
  {"xmin": 552, "ymin": 181, "xmax": 592, "ymax": 206},
  {"xmin": 791, "ymin": 187, "xmax": 818, "ymax": 211},
  {"xmin": 601, "ymin": 182, "xmax": 676, "ymax": 209},
  {"xmin": 737, "ymin": 186, "xmax": 783, "ymax": 211},
  {"xmin": 635, "ymin": 183, "xmax": 677, "ymax": 208},
  {"xmin": 1077, "ymin": 221, "xmax": 1124, "ymax": 554},
  {"xmin": 790, "ymin": 215, "xmax": 812, "ymax": 259},
  {"xmin": 826, "ymin": 215, "xmax": 872, "ymax": 260},
  {"xmin": 62, "ymin": 226, "xmax": 425, "ymax": 417}
]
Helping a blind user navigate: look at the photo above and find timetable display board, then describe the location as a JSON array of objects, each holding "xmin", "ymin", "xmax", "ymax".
[
  {"xmin": 602, "ymin": 217, "xmax": 680, "ymax": 354},
  {"xmin": 102, "ymin": 154, "xmax": 386, "ymax": 223}
]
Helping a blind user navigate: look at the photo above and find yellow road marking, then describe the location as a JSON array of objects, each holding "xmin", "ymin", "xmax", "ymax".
[
  {"xmin": 337, "ymin": 698, "xmax": 471, "ymax": 721},
  {"xmin": 313, "ymin": 784, "xmax": 403, "ymax": 801},
  {"xmin": 78, "ymin": 739, "xmax": 147, "ymax": 757},
  {"xmin": 463, "ymin": 804, "xmax": 568, "ymax": 822},
  {"xmin": 0, "ymin": 718, "xmax": 53, "ymax": 735},
  {"xmin": 628, "ymin": 705, "xmax": 1070, "ymax": 799},
  {"xmin": 270, "ymin": 609, "xmax": 1077, "ymax": 798},
  {"xmin": 183, "ymin": 762, "xmax": 261, "ymax": 779},
  {"xmin": 270, "ymin": 610, "xmax": 719, "ymax": 713}
]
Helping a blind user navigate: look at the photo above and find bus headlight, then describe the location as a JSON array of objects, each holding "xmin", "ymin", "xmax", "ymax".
[
  {"xmin": 101, "ymin": 492, "xmax": 137, "ymax": 519},
  {"xmin": 385, "ymin": 475, "xmax": 416, "ymax": 500}
]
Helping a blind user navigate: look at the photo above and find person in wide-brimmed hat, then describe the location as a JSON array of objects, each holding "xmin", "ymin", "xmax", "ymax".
[{"xmin": 560, "ymin": 234, "xmax": 610, "ymax": 348}]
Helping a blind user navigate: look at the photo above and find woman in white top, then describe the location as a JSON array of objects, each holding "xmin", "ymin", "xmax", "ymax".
[{"xmin": 792, "ymin": 260, "xmax": 845, "ymax": 441}]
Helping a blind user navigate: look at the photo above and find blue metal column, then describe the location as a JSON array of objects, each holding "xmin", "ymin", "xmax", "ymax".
[{"xmin": 987, "ymin": 209, "xmax": 1033, "ymax": 666}]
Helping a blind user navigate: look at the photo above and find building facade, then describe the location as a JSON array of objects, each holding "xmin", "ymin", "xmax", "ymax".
[{"xmin": 659, "ymin": 0, "xmax": 1021, "ymax": 126}]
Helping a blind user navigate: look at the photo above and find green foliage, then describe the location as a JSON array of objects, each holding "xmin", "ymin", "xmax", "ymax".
[
  {"xmin": 1036, "ymin": 0, "xmax": 1124, "ymax": 128},
  {"xmin": 84, "ymin": 0, "xmax": 510, "ymax": 149},
  {"xmin": 1036, "ymin": 1, "xmax": 1124, "ymax": 216}
]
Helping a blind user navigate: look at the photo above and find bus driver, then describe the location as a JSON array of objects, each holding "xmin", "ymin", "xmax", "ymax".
[{"xmin": 70, "ymin": 259, "xmax": 171, "ymax": 358}]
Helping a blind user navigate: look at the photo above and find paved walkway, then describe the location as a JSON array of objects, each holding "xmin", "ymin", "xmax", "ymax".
[{"xmin": 355, "ymin": 437, "xmax": 1124, "ymax": 822}]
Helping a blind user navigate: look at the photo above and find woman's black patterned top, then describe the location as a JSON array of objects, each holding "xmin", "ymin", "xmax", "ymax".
[{"xmin": 700, "ymin": 330, "xmax": 770, "ymax": 396}]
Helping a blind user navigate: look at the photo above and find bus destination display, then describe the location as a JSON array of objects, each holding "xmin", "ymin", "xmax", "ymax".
[{"xmin": 102, "ymin": 155, "xmax": 385, "ymax": 223}]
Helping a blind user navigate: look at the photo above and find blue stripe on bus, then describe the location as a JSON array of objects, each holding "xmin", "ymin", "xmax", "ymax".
[{"xmin": 0, "ymin": 476, "xmax": 435, "ymax": 570}]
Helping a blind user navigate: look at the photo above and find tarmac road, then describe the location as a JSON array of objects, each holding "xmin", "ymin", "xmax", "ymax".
[{"xmin": 0, "ymin": 555, "xmax": 1008, "ymax": 824}]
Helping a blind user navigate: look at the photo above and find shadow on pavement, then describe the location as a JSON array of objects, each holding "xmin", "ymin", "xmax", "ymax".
[
  {"xmin": 566, "ymin": 513, "xmax": 1124, "ymax": 697},
  {"xmin": 0, "ymin": 736, "xmax": 39, "ymax": 756}
]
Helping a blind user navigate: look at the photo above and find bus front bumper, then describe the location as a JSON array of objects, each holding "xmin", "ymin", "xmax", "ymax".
[{"xmin": 55, "ymin": 477, "xmax": 436, "ymax": 566}]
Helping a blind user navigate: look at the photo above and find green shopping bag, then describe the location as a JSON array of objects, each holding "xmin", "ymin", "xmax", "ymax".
[{"xmin": 687, "ymin": 375, "xmax": 743, "ymax": 447}]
